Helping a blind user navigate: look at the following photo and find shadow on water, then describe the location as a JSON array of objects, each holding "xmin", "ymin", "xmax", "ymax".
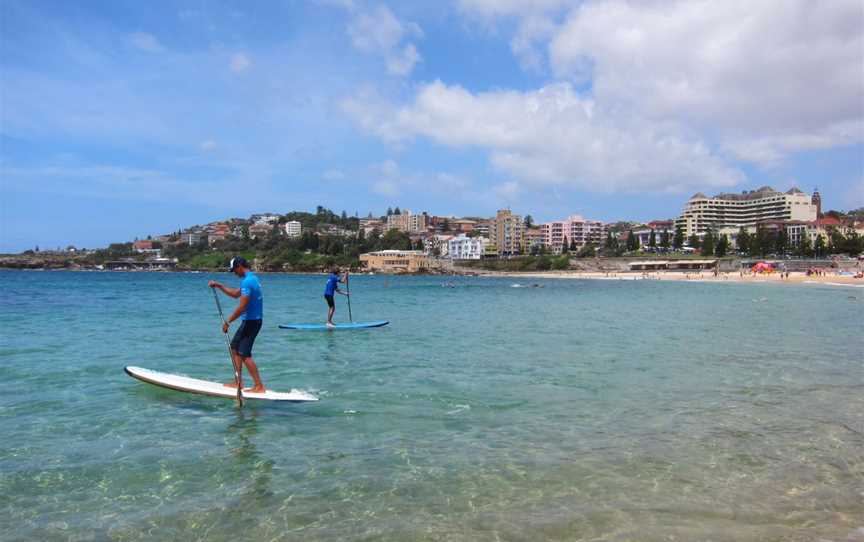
[{"xmin": 225, "ymin": 410, "xmax": 278, "ymax": 505}]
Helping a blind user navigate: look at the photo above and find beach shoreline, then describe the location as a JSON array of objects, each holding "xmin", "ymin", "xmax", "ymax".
[{"xmin": 469, "ymin": 269, "xmax": 864, "ymax": 287}]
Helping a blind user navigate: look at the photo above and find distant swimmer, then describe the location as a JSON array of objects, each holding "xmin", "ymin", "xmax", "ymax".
[
  {"xmin": 324, "ymin": 266, "xmax": 349, "ymax": 328},
  {"xmin": 208, "ymin": 257, "xmax": 266, "ymax": 393}
]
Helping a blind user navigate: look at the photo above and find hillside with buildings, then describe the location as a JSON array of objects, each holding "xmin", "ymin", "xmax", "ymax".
[{"xmin": 3, "ymin": 189, "xmax": 863, "ymax": 273}]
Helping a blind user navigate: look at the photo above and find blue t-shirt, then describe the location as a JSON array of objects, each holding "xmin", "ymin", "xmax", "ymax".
[
  {"xmin": 240, "ymin": 272, "xmax": 263, "ymax": 320},
  {"xmin": 324, "ymin": 274, "xmax": 339, "ymax": 296}
]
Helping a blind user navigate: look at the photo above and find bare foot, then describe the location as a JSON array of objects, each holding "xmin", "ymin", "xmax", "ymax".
[
  {"xmin": 245, "ymin": 386, "xmax": 266, "ymax": 393},
  {"xmin": 223, "ymin": 382, "xmax": 240, "ymax": 388}
]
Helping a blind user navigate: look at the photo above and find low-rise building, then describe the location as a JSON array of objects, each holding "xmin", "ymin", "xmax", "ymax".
[
  {"xmin": 360, "ymin": 217, "xmax": 385, "ymax": 236},
  {"xmin": 387, "ymin": 210, "xmax": 428, "ymax": 233},
  {"xmin": 248, "ymin": 223, "xmax": 273, "ymax": 239},
  {"xmin": 183, "ymin": 232, "xmax": 207, "ymax": 246},
  {"xmin": 541, "ymin": 215, "xmax": 605, "ymax": 252},
  {"xmin": 251, "ymin": 213, "xmax": 280, "ymax": 226},
  {"xmin": 282, "ymin": 221, "xmax": 301, "ymax": 238},
  {"xmin": 448, "ymin": 235, "xmax": 486, "ymax": 260},
  {"xmin": 133, "ymin": 240, "xmax": 155, "ymax": 252},
  {"xmin": 359, "ymin": 250, "xmax": 434, "ymax": 273},
  {"xmin": 424, "ymin": 234, "xmax": 453, "ymax": 257}
]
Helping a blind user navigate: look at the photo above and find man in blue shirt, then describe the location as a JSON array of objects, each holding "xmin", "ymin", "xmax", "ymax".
[
  {"xmin": 208, "ymin": 256, "xmax": 266, "ymax": 393},
  {"xmin": 324, "ymin": 266, "xmax": 349, "ymax": 328}
]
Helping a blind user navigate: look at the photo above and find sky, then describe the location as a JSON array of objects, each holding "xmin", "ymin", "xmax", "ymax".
[{"xmin": 1, "ymin": 0, "xmax": 862, "ymax": 252}]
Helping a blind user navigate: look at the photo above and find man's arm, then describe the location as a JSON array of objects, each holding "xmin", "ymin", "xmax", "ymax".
[
  {"xmin": 227, "ymin": 295, "xmax": 250, "ymax": 324},
  {"xmin": 208, "ymin": 280, "xmax": 241, "ymax": 298}
]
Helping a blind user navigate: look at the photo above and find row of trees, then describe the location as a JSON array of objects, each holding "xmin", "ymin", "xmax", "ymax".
[{"xmin": 600, "ymin": 225, "xmax": 863, "ymax": 258}]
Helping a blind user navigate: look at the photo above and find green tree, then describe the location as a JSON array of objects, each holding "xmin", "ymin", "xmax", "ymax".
[
  {"xmin": 386, "ymin": 207, "xmax": 393, "ymax": 216},
  {"xmin": 626, "ymin": 230, "xmax": 638, "ymax": 251},
  {"xmin": 687, "ymin": 233, "xmax": 701, "ymax": 250},
  {"xmin": 552, "ymin": 255, "xmax": 569, "ymax": 270},
  {"xmin": 736, "ymin": 227, "xmax": 750, "ymax": 254},
  {"xmin": 560, "ymin": 236, "xmax": 569, "ymax": 254},
  {"xmin": 660, "ymin": 230, "xmax": 670, "ymax": 249},
  {"xmin": 648, "ymin": 229, "xmax": 657, "ymax": 248},
  {"xmin": 702, "ymin": 230, "xmax": 715, "ymax": 256},
  {"xmin": 716, "ymin": 234, "xmax": 729, "ymax": 257},
  {"xmin": 570, "ymin": 238, "xmax": 578, "ymax": 251},
  {"xmin": 605, "ymin": 231, "xmax": 618, "ymax": 251},
  {"xmin": 845, "ymin": 230, "xmax": 862, "ymax": 255},
  {"xmin": 798, "ymin": 232, "xmax": 812, "ymax": 257},
  {"xmin": 577, "ymin": 243, "xmax": 596, "ymax": 258},
  {"xmin": 753, "ymin": 226, "xmax": 772, "ymax": 257},
  {"xmin": 673, "ymin": 227, "xmax": 684, "ymax": 250},
  {"xmin": 523, "ymin": 215, "xmax": 534, "ymax": 229},
  {"xmin": 774, "ymin": 228, "xmax": 788, "ymax": 255},
  {"xmin": 814, "ymin": 234, "xmax": 826, "ymax": 257},
  {"xmin": 829, "ymin": 229, "xmax": 845, "ymax": 254},
  {"xmin": 393, "ymin": 206, "xmax": 401, "ymax": 215}
]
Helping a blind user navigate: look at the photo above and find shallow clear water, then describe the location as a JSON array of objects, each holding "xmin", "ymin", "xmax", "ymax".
[{"xmin": 1, "ymin": 271, "xmax": 862, "ymax": 541}]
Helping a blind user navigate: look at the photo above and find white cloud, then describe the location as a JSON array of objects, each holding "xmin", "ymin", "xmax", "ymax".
[
  {"xmin": 342, "ymin": 80, "xmax": 741, "ymax": 193},
  {"xmin": 199, "ymin": 140, "xmax": 218, "ymax": 152},
  {"xmin": 323, "ymin": 168, "xmax": 345, "ymax": 180},
  {"xmin": 129, "ymin": 32, "xmax": 164, "ymax": 53},
  {"xmin": 548, "ymin": 0, "xmax": 864, "ymax": 165},
  {"xmin": 457, "ymin": 0, "xmax": 572, "ymax": 73},
  {"xmin": 493, "ymin": 181, "xmax": 521, "ymax": 201},
  {"xmin": 347, "ymin": 5, "xmax": 422, "ymax": 76},
  {"xmin": 456, "ymin": 0, "xmax": 572, "ymax": 18},
  {"xmin": 230, "ymin": 53, "xmax": 251, "ymax": 73}
]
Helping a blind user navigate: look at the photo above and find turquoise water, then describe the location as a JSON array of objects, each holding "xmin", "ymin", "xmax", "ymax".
[{"xmin": 1, "ymin": 271, "xmax": 862, "ymax": 541}]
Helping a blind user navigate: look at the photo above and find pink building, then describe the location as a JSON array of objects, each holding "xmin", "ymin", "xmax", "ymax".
[{"xmin": 541, "ymin": 215, "xmax": 606, "ymax": 251}]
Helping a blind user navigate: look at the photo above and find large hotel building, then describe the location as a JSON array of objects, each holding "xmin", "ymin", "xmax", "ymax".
[{"xmin": 675, "ymin": 186, "xmax": 818, "ymax": 237}]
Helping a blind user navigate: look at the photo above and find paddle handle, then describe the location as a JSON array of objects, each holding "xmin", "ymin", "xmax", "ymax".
[
  {"xmin": 346, "ymin": 271, "xmax": 353, "ymax": 322},
  {"xmin": 212, "ymin": 286, "xmax": 244, "ymax": 407}
]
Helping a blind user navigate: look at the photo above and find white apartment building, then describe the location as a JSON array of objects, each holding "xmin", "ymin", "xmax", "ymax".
[
  {"xmin": 448, "ymin": 235, "xmax": 486, "ymax": 260},
  {"xmin": 251, "ymin": 213, "xmax": 280, "ymax": 226},
  {"xmin": 675, "ymin": 187, "xmax": 817, "ymax": 237},
  {"xmin": 541, "ymin": 215, "xmax": 605, "ymax": 251},
  {"xmin": 424, "ymin": 234, "xmax": 453, "ymax": 257},
  {"xmin": 387, "ymin": 210, "xmax": 428, "ymax": 233},
  {"xmin": 284, "ymin": 221, "xmax": 302, "ymax": 238}
]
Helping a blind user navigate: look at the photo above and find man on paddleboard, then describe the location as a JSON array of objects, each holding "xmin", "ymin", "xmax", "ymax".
[
  {"xmin": 208, "ymin": 256, "xmax": 266, "ymax": 393},
  {"xmin": 324, "ymin": 266, "xmax": 349, "ymax": 328}
]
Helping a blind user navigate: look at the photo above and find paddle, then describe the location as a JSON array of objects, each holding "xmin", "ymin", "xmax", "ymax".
[
  {"xmin": 211, "ymin": 286, "xmax": 244, "ymax": 407},
  {"xmin": 345, "ymin": 270, "xmax": 353, "ymax": 322}
]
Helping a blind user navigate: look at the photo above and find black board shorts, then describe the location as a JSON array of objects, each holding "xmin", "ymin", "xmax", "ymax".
[
  {"xmin": 230, "ymin": 319, "xmax": 262, "ymax": 357},
  {"xmin": 324, "ymin": 294, "xmax": 335, "ymax": 308}
]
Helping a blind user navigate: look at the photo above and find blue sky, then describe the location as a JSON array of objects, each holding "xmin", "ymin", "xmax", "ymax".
[{"xmin": 1, "ymin": 0, "xmax": 862, "ymax": 252}]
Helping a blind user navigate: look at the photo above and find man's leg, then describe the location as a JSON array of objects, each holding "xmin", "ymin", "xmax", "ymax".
[
  {"xmin": 327, "ymin": 305, "xmax": 335, "ymax": 324},
  {"xmin": 224, "ymin": 348, "xmax": 244, "ymax": 388},
  {"xmin": 241, "ymin": 356, "xmax": 265, "ymax": 393}
]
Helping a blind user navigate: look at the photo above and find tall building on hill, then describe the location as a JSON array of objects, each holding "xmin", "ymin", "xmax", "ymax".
[
  {"xmin": 387, "ymin": 209, "xmax": 428, "ymax": 233},
  {"xmin": 811, "ymin": 188, "xmax": 822, "ymax": 218},
  {"xmin": 490, "ymin": 209, "xmax": 524, "ymax": 256},
  {"xmin": 675, "ymin": 186, "xmax": 817, "ymax": 237}
]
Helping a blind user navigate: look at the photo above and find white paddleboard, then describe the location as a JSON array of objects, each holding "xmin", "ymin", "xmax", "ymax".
[{"xmin": 125, "ymin": 366, "xmax": 318, "ymax": 402}]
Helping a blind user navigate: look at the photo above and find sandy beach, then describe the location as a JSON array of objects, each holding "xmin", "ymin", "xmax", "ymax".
[{"xmin": 479, "ymin": 269, "xmax": 864, "ymax": 287}]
